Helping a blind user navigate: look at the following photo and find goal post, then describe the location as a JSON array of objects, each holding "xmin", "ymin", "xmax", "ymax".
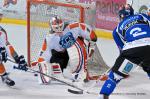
[{"xmin": 27, "ymin": 0, "xmax": 109, "ymax": 80}]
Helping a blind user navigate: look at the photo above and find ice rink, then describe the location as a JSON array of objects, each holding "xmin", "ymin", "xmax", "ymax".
[{"xmin": 0, "ymin": 24, "xmax": 150, "ymax": 99}]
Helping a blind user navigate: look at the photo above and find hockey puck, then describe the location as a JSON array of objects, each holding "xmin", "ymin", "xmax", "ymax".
[
  {"xmin": 83, "ymin": 78, "xmax": 89, "ymax": 83},
  {"xmin": 68, "ymin": 89, "xmax": 83, "ymax": 94},
  {"xmin": 34, "ymin": 73, "xmax": 38, "ymax": 76}
]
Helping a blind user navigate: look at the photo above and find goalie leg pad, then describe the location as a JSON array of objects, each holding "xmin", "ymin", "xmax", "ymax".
[
  {"xmin": 38, "ymin": 61, "xmax": 51, "ymax": 84},
  {"xmin": 51, "ymin": 63, "xmax": 64, "ymax": 79},
  {"xmin": 67, "ymin": 43, "xmax": 83, "ymax": 73},
  {"xmin": 66, "ymin": 40, "xmax": 87, "ymax": 81}
]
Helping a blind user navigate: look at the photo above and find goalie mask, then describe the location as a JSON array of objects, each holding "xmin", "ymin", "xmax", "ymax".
[{"xmin": 50, "ymin": 16, "xmax": 64, "ymax": 33}]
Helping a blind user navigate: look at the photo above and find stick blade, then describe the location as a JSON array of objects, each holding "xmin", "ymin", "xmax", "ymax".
[
  {"xmin": 68, "ymin": 89, "xmax": 83, "ymax": 94},
  {"xmin": 104, "ymin": 95, "xmax": 109, "ymax": 99}
]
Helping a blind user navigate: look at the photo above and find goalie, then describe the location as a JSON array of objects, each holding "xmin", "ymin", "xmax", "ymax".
[{"xmin": 35, "ymin": 16, "xmax": 97, "ymax": 84}]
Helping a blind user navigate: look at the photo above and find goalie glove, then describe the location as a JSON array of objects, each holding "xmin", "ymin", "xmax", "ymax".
[
  {"xmin": 88, "ymin": 41, "xmax": 96, "ymax": 58},
  {"xmin": 0, "ymin": 47, "xmax": 7, "ymax": 63},
  {"xmin": 15, "ymin": 55, "xmax": 28, "ymax": 71}
]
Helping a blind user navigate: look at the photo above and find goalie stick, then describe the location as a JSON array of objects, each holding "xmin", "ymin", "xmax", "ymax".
[
  {"xmin": 7, "ymin": 58, "xmax": 98, "ymax": 95},
  {"xmin": 14, "ymin": 66, "xmax": 99, "ymax": 95}
]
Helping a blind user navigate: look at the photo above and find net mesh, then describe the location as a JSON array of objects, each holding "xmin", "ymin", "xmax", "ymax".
[{"xmin": 87, "ymin": 45, "xmax": 109, "ymax": 78}]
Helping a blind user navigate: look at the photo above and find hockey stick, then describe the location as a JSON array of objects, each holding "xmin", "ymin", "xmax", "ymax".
[
  {"xmin": 68, "ymin": 80, "xmax": 99, "ymax": 94},
  {"xmin": 130, "ymin": 0, "xmax": 133, "ymax": 6},
  {"xmin": 6, "ymin": 58, "xmax": 38, "ymax": 75},
  {"xmin": 7, "ymin": 58, "xmax": 98, "ymax": 95},
  {"xmin": 15, "ymin": 66, "xmax": 99, "ymax": 95}
]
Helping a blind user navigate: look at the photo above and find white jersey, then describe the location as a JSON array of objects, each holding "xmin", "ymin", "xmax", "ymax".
[
  {"xmin": 63, "ymin": 22, "xmax": 96, "ymax": 42},
  {"xmin": 39, "ymin": 22, "xmax": 97, "ymax": 62},
  {"xmin": 39, "ymin": 33, "xmax": 65, "ymax": 62}
]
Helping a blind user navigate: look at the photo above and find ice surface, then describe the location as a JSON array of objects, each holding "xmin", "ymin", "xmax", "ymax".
[{"xmin": 0, "ymin": 24, "xmax": 149, "ymax": 99}]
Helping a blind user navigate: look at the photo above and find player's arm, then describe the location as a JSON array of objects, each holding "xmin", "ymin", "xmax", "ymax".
[
  {"xmin": 36, "ymin": 36, "xmax": 52, "ymax": 64},
  {"xmin": 37, "ymin": 38, "xmax": 47, "ymax": 62},
  {"xmin": 78, "ymin": 23, "xmax": 97, "ymax": 57},
  {"xmin": 112, "ymin": 28, "xmax": 124, "ymax": 52},
  {"xmin": 5, "ymin": 41, "xmax": 28, "ymax": 71},
  {"xmin": 31, "ymin": 38, "xmax": 48, "ymax": 67},
  {"xmin": 78, "ymin": 23, "xmax": 97, "ymax": 42}
]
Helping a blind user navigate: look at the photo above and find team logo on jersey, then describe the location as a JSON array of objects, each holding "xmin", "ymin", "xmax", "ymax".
[
  {"xmin": 123, "ymin": 62, "xmax": 133, "ymax": 74},
  {"xmin": 59, "ymin": 32, "xmax": 76, "ymax": 48}
]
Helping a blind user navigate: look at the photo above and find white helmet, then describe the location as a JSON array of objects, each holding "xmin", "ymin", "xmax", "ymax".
[{"xmin": 50, "ymin": 16, "xmax": 64, "ymax": 33}]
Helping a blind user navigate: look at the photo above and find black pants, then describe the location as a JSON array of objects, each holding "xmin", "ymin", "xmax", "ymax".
[
  {"xmin": 50, "ymin": 49, "xmax": 69, "ymax": 72},
  {"xmin": 112, "ymin": 45, "xmax": 150, "ymax": 77}
]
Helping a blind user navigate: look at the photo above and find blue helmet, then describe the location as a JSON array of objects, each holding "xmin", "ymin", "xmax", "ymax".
[{"xmin": 118, "ymin": 4, "xmax": 134, "ymax": 20}]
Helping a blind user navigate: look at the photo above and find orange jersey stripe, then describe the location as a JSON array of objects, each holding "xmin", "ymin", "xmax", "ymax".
[
  {"xmin": 8, "ymin": 45, "xmax": 15, "ymax": 56},
  {"xmin": 0, "ymin": 64, "xmax": 6, "ymax": 75},
  {"xmin": 79, "ymin": 23, "xmax": 86, "ymax": 31},
  {"xmin": 41, "ymin": 39, "xmax": 47, "ymax": 51},
  {"xmin": 38, "ymin": 57, "xmax": 45, "ymax": 62},
  {"xmin": 68, "ymin": 23, "xmax": 79, "ymax": 29},
  {"xmin": 90, "ymin": 30, "xmax": 97, "ymax": 41}
]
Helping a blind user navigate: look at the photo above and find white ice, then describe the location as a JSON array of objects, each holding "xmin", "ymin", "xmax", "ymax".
[{"xmin": 0, "ymin": 23, "xmax": 150, "ymax": 99}]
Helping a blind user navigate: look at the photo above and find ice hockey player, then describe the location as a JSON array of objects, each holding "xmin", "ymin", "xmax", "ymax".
[
  {"xmin": 35, "ymin": 16, "xmax": 97, "ymax": 84},
  {"xmin": 97, "ymin": 4, "xmax": 150, "ymax": 99},
  {"xmin": 0, "ymin": 9, "xmax": 28, "ymax": 86}
]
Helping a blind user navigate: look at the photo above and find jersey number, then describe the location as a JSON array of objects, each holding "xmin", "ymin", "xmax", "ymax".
[{"xmin": 130, "ymin": 27, "xmax": 147, "ymax": 37}]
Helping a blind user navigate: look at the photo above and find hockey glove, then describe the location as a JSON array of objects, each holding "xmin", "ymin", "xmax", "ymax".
[
  {"xmin": 0, "ymin": 47, "xmax": 7, "ymax": 62},
  {"xmin": 15, "ymin": 55, "xmax": 28, "ymax": 71},
  {"xmin": 88, "ymin": 41, "xmax": 96, "ymax": 58}
]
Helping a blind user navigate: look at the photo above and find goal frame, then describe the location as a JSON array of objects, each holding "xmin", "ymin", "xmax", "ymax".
[{"xmin": 27, "ymin": 0, "xmax": 86, "ymax": 65}]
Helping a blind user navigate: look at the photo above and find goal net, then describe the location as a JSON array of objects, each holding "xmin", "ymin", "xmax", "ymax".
[{"xmin": 27, "ymin": 0, "xmax": 109, "ymax": 80}]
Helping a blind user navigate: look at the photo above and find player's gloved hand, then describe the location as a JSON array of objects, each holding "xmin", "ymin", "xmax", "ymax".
[
  {"xmin": 88, "ymin": 41, "xmax": 96, "ymax": 58},
  {"xmin": 15, "ymin": 55, "xmax": 28, "ymax": 71},
  {"xmin": 0, "ymin": 47, "xmax": 7, "ymax": 62}
]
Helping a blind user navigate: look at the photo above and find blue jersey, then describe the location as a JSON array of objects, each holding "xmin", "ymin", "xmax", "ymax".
[{"xmin": 113, "ymin": 14, "xmax": 150, "ymax": 50}]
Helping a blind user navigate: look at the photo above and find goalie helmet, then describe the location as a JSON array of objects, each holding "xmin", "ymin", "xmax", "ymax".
[{"xmin": 50, "ymin": 16, "xmax": 64, "ymax": 33}]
